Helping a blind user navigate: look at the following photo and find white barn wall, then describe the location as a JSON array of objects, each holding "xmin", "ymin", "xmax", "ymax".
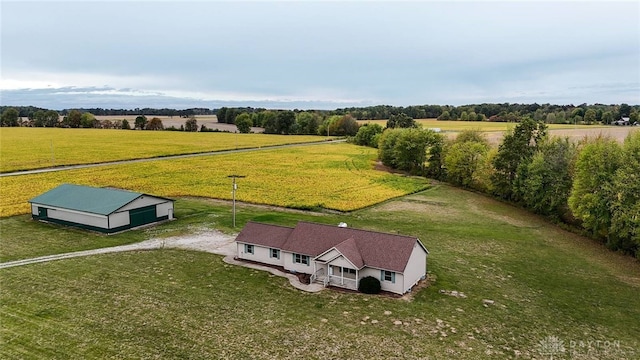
[
  {"xmin": 156, "ymin": 202, "xmax": 173, "ymax": 218},
  {"xmin": 31, "ymin": 204, "xmax": 38, "ymax": 215},
  {"xmin": 47, "ymin": 207, "xmax": 108, "ymax": 228},
  {"xmin": 402, "ymin": 243, "xmax": 428, "ymax": 293},
  {"xmin": 109, "ymin": 212, "xmax": 130, "ymax": 228},
  {"xmin": 119, "ymin": 196, "xmax": 167, "ymax": 212}
]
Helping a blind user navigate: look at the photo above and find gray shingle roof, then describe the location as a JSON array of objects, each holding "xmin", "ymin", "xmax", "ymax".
[{"xmin": 29, "ymin": 184, "xmax": 148, "ymax": 215}]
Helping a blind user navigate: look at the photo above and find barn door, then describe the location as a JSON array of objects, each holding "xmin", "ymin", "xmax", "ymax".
[
  {"xmin": 129, "ymin": 205, "xmax": 157, "ymax": 227},
  {"xmin": 38, "ymin": 207, "xmax": 48, "ymax": 218}
]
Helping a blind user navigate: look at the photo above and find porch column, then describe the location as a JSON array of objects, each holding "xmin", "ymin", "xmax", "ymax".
[
  {"xmin": 356, "ymin": 269, "xmax": 359, "ymax": 289},
  {"xmin": 341, "ymin": 266, "xmax": 344, "ymax": 285}
]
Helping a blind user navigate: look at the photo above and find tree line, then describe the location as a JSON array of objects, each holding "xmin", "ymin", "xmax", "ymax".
[
  {"xmin": 333, "ymin": 103, "xmax": 639, "ymax": 124},
  {"xmin": 4, "ymin": 102, "xmax": 639, "ymax": 128},
  {"xmin": 355, "ymin": 118, "xmax": 639, "ymax": 258}
]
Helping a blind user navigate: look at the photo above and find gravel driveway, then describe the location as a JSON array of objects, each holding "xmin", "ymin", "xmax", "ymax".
[
  {"xmin": 0, "ymin": 231, "xmax": 324, "ymax": 292},
  {"xmin": 0, "ymin": 231, "xmax": 235, "ymax": 270}
]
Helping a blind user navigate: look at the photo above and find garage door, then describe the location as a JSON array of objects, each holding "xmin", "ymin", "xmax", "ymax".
[{"xmin": 129, "ymin": 205, "xmax": 157, "ymax": 227}]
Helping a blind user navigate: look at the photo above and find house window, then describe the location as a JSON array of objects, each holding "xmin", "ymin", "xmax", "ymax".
[
  {"xmin": 244, "ymin": 244, "xmax": 254, "ymax": 254},
  {"xmin": 270, "ymin": 248, "xmax": 280, "ymax": 259},
  {"xmin": 345, "ymin": 268, "xmax": 356, "ymax": 275},
  {"xmin": 381, "ymin": 270, "xmax": 395, "ymax": 283},
  {"xmin": 293, "ymin": 253, "xmax": 309, "ymax": 265}
]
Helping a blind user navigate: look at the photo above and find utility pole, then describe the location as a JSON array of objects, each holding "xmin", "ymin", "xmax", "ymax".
[{"xmin": 227, "ymin": 174, "xmax": 246, "ymax": 228}]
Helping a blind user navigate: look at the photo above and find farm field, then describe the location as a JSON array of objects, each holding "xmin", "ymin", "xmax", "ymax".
[
  {"xmin": 357, "ymin": 118, "xmax": 607, "ymax": 131},
  {"xmin": 0, "ymin": 143, "xmax": 429, "ymax": 217},
  {"xmin": 1, "ymin": 185, "xmax": 638, "ymax": 359},
  {"xmin": 0, "ymin": 128, "xmax": 330, "ymax": 173},
  {"xmin": 358, "ymin": 119, "xmax": 638, "ymax": 144}
]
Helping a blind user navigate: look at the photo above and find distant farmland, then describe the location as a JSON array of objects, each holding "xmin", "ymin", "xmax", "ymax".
[{"xmin": 358, "ymin": 119, "xmax": 638, "ymax": 144}]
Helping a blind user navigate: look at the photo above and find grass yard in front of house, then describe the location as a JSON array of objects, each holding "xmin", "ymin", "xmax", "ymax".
[{"xmin": 1, "ymin": 185, "xmax": 638, "ymax": 359}]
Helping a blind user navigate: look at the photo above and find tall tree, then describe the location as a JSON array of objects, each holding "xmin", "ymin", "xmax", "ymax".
[
  {"xmin": 80, "ymin": 112, "xmax": 97, "ymax": 128},
  {"xmin": 216, "ymin": 107, "xmax": 227, "ymax": 123},
  {"xmin": 184, "ymin": 116, "xmax": 198, "ymax": 132},
  {"xmin": 43, "ymin": 110, "xmax": 59, "ymax": 127},
  {"xmin": 234, "ymin": 113, "xmax": 253, "ymax": 133},
  {"xmin": 145, "ymin": 117, "xmax": 164, "ymax": 130},
  {"xmin": 444, "ymin": 130, "xmax": 490, "ymax": 189},
  {"xmin": 608, "ymin": 132, "xmax": 640, "ymax": 256},
  {"xmin": 386, "ymin": 113, "xmax": 417, "ymax": 128},
  {"xmin": 276, "ymin": 111, "xmax": 296, "ymax": 134},
  {"xmin": 568, "ymin": 136, "xmax": 623, "ymax": 240},
  {"xmin": 354, "ymin": 123, "xmax": 384, "ymax": 148},
  {"xmin": 262, "ymin": 111, "xmax": 278, "ymax": 134},
  {"xmin": 65, "ymin": 110, "xmax": 82, "ymax": 128},
  {"xmin": 491, "ymin": 117, "xmax": 547, "ymax": 201},
  {"xmin": 134, "ymin": 115, "xmax": 148, "ymax": 130},
  {"xmin": 522, "ymin": 137, "xmax": 577, "ymax": 220},
  {"xmin": 1, "ymin": 108, "xmax": 19, "ymax": 127}
]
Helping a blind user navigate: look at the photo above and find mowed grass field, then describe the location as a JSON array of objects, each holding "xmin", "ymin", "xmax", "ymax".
[
  {"xmin": 1, "ymin": 186, "xmax": 639, "ymax": 359},
  {"xmin": 0, "ymin": 128, "xmax": 330, "ymax": 173},
  {"xmin": 0, "ymin": 143, "xmax": 429, "ymax": 217}
]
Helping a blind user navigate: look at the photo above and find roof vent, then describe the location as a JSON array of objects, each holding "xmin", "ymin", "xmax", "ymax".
[{"xmin": 338, "ymin": 222, "xmax": 348, "ymax": 228}]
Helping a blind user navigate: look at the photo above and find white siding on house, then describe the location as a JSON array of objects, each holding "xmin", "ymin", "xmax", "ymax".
[
  {"xmin": 46, "ymin": 207, "xmax": 108, "ymax": 229},
  {"xmin": 237, "ymin": 243, "xmax": 284, "ymax": 267},
  {"xmin": 109, "ymin": 211, "xmax": 130, "ymax": 228},
  {"xmin": 156, "ymin": 201, "xmax": 173, "ymax": 218},
  {"xmin": 359, "ymin": 267, "xmax": 404, "ymax": 295},
  {"xmin": 119, "ymin": 196, "xmax": 167, "ymax": 212},
  {"xmin": 283, "ymin": 251, "xmax": 313, "ymax": 274},
  {"xmin": 328, "ymin": 256, "xmax": 354, "ymax": 269},
  {"xmin": 402, "ymin": 242, "xmax": 428, "ymax": 293},
  {"xmin": 315, "ymin": 249, "xmax": 340, "ymax": 262}
]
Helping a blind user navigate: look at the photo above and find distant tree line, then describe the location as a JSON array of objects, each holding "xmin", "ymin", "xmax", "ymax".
[
  {"xmin": 216, "ymin": 107, "xmax": 361, "ymax": 135},
  {"xmin": 3, "ymin": 102, "xmax": 639, "ymax": 130},
  {"xmin": 332, "ymin": 103, "xmax": 639, "ymax": 124},
  {"xmin": 355, "ymin": 118, "xmax": 640, "ymax": 258}
]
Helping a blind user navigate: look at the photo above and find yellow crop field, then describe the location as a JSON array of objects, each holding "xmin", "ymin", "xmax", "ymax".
[
  {"xmin": 0, "ymin": 128, "xmax": 330, "ymax": 173},
  {"xmin": 0, "ymin": 143, "xmax": 429, "ymax": 217},
  {"xmin": 357, "ymin": 119, "xmax": 608, "ymax": 132}
]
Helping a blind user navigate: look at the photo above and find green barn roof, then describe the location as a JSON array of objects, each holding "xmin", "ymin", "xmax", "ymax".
[{"xmin": 29, "ymin": 184, "xmax": 146, "ymax": 215}]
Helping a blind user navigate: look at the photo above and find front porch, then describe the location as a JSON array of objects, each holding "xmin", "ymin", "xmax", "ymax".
[{"xmin": 311, "ymin": 263, "xmax": 359, "ymax": 291}]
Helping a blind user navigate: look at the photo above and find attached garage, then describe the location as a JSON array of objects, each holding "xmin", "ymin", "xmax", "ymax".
[{"xmin": 29, "ymin": 184, "xmax": 174, "ymax": 234}]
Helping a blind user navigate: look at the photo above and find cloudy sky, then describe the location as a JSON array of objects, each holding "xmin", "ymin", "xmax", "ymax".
[{"xmin": 1, "ymin": 1, "xmax": 639, "ymax": 110}]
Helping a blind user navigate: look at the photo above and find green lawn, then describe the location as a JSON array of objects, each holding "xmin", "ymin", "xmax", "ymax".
[{"xmin": 1, "ymin": 186, "xmax": 639, "ymax": 359}]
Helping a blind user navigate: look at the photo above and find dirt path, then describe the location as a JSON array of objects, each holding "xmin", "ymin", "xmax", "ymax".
[{"xmin": 0, "ymin": 231, "xmax": 324, "ymax": 292}]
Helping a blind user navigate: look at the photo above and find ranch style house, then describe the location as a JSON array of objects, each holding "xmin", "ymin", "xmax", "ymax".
[
  {"xmin": 29, "ymin": 184, "xmax": 174, "ymax": 234},
  {"xmin": 235, "ymin": 221, "xmax": 428, "ymax": 295}
]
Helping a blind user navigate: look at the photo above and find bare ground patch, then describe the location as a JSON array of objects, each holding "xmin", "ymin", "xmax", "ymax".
[
  {"xmin": 465, "ymin": 198, "xmax": 535, "ymax": 228},
  {"xmin": 373, "ymin": 199, "xmax": 461, "ymax": 219}
]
